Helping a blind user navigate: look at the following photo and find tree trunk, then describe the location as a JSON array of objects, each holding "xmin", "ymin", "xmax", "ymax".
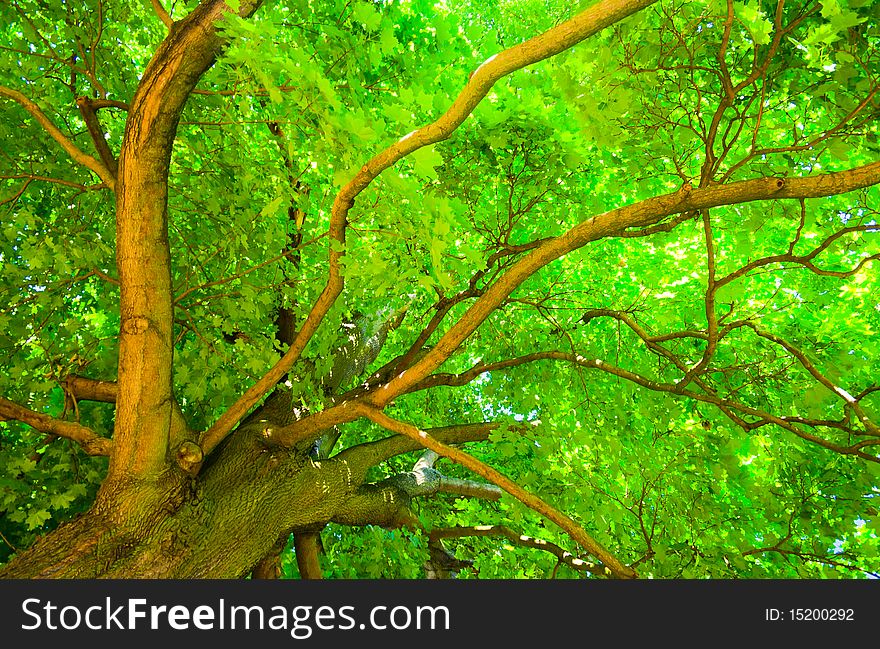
[
  {"xmin": 0, "ymin": 420, "xmax": 408, "ymax": 578},
  {"xmin": 0, "ymin": 409, "xmax": 505, "ymax": 578}
]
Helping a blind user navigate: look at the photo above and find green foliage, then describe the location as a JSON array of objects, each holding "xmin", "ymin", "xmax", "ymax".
[{"xmin": 1, "ymin": 0, "xmax": 878, "ymax": 577}]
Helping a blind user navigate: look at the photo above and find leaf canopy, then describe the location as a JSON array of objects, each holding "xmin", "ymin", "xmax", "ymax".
[{"xmin": 0, "ymin": 0, "xmax": 878, "ymax": 578}]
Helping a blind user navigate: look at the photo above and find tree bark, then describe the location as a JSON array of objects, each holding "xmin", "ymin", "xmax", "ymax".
[
  {"xmin": 293, "ymin": 532, "xmax": 324, "ymax": 580},
  {"xmin": 0, "ymin": 420, "xmax": 497, "ymax": 578}
]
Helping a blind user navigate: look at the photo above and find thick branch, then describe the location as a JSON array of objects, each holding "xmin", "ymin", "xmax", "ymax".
[
  {"xmin": 0, "ymin": 86, "xmax": 116, "ymax": 190},
  {"xmin": 386, "ymin": 450, "xmax": 502, "ymax": 501},
  {"xmin": 61, "ymin": 375, "xmax": 118, "ymax": 403},
  {"xmin": 368, "ymin": 164, "xmax": 880, "ymax": 408},
  {"xmin": 0, "ymin": 397, "xmax": 111, "ymax": 456}
]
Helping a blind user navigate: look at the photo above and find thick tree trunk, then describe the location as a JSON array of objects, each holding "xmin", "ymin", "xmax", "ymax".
[
  {"xmin": 0, "ymin": 421, "xmax": 403, "ymax": 578},
  {"xmin": 0, "ymin": 0, "xmax": 671, "ymax": 579},
  {"xmin": 0, "ymin": 416, "xmax": 501, "ymax": 578}
]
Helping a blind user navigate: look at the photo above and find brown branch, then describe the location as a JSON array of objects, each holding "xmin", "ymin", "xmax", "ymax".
[
  {"xmin": 430, "ymin": 525, "xmax": 601, "ymax": 574},
  {"xmin": 174, "ymin": 249, "xmax": 295, "ymax": 304},
  {"xmin": 741, "ymin": 322, "xmax": 879, "ymax": 435},
  {"xmin": 407, "ymin": 350, "xmax": 880, "ymax": 460},
  {"xmin": 742, "ymin": 545, "xmax": 880, "ymax": 578},
  {"xmin": 724, "ymin": 84, "xmax": 880, "ymax": 182},
  {"xmin": 701, "ymin": 0, "xmax": 788, "ymax": 184},
  {"xmin": 0, "ymin": 179, "xmax": 31, "ymax": 207},
  {"xmin": 715, "ymin": 223, "xmax": 879, "ymax": 289},
  {"xmin": 150, "ymin": 0, "xmax": 174, "ymax": 28},
  {"xmin": 61, "ymin": 375, "xmax": 117, "ymax": 403},
  {"xmin": 199, "ymin": 0, "xmax": 662, "ymax": 457},
  {"xmin": 293, "ymin": 532, "xmax": 324, "ymax": 579},
  {"xmin": 0, "ymin": 86, "xmax": 116, "ymax": 190},
  {"xmin": 334, "ymin": 421, "xmax": 505, "ymax": 478},
  {"xmin": 90, "ymin": 99, "xmax": 130, "ymax": 111},
  {"xmin": 355, "ymin": 405, "xmax": 637, "ymax": 579},
  {"xmin": 0, "ymin": 173, "xmax": 108, "ymax": 192},
  {"xmin": 0, "ymin": 397, "xmax": 111, "ymax": 456},
  {"xmin": 677, "ymin": 210, "xmax": 718, "ymax": 389},
  {"xmin": 362, "ymin": 163, "xmax": 880, "ymax": 403},
  {"xmin": 76, "ymin": 96, "xmax": 118, "ymax": 176},
  {"xmin": 60, "ymin": 374, "xmax": 194, "ymax": 449}
]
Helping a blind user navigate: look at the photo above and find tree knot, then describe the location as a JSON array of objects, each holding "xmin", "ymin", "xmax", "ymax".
[
  {"xmin": 175, "ymin": 441, "xmax": 203, "ymax": 475},
  {"xmin": 122, "ymin": 317, "xmax": 150, "ymax": 335}
]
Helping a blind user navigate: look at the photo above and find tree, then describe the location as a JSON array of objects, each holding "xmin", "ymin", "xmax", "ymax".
[{"xmin": 0, "ymin": 0, "xmax": 878, "ymax": 579}]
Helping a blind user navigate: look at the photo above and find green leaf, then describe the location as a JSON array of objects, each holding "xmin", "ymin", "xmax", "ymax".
[{"xmin": 411, "ymin": 145, "xmax": 444, "ymax": 179}]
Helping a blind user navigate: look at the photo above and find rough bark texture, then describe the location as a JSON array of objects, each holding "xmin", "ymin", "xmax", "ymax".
[{"xmin": 0, "ymin": 406, "xmax": 498, "ymax": 577}]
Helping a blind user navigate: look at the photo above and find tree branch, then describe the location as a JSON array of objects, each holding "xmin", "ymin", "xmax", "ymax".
[
  {"xmin": 412, "ymin": 349, "xmax": 880, "ymax": 460},
  {"xmin": 149, "ymin": 0, "xmax": 174, "ymax": 28},
  {"xmin": 293, "ymin": 532, "xmax": 324, "ymax": 579},
  {"xmin": 59, "ymin": 374, "xmax": 194, "ymax": 454},
  {"xmin": 0, "ymin": 397, "xmax": 111, "ymax": 456},
  {"xmin": 199, "ymin": 0, "xmax": 661, "ymax": 458},
  {"xmin": 430, "ymin": 525, "xmax": 602, "ymax": 574},
  {"xmin": 76, "ymin": 96, "xmax": 118, "ymax": 176},
  {"xmin": 741, "ymin": 322, "xmax": 879, "ymax": 435},
  {"xmin": 334, "ymin": 421, "xmax": 506, "ymax": 478},
  {"xmin": 354, "ymin": 405, "xmax": 637, "ymax": 579},
  {"xmin": 272, "ymin": 160, "xmax": 880, "ymax": 447},
  {"xmin": 0, "ymin": 86, "xmax": 116, "ymax": 190}
]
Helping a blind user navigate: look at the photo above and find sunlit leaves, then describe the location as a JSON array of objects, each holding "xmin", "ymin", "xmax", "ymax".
[{"xmin": 1, "ymin": 0, "xmax": 879, "ymax": 578}]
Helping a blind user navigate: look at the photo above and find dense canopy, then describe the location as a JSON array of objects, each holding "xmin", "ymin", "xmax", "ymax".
[{"xmin": 0, "ymin": 0, "xmax": 878, "ymax": 579}]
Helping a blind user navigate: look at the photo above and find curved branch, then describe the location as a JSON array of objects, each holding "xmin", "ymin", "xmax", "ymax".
[
  {"xmin": 354, "ymin": 404, "xmax": 637, "ymax": 579},
  {"xmin": 0, "ymin": 397, "xmax": 111, "ymax": 456},
  {"xmin": 715, "ymin": 224, "xmax": 879, "ymax": 289},
  {"xmin": 741, "ymin": 322, "xmax": 878, "ymax": 435},
  {"xmin": 406, "ymin": 350, "xmax": 879, "ymax": 460},
  {"xmin": 367, "ymin": 163, "xmax": 880, "ymax": 408},
  {"xmin": 0, "ymin": 86, "xmax": 116, "ymax": 190}
]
